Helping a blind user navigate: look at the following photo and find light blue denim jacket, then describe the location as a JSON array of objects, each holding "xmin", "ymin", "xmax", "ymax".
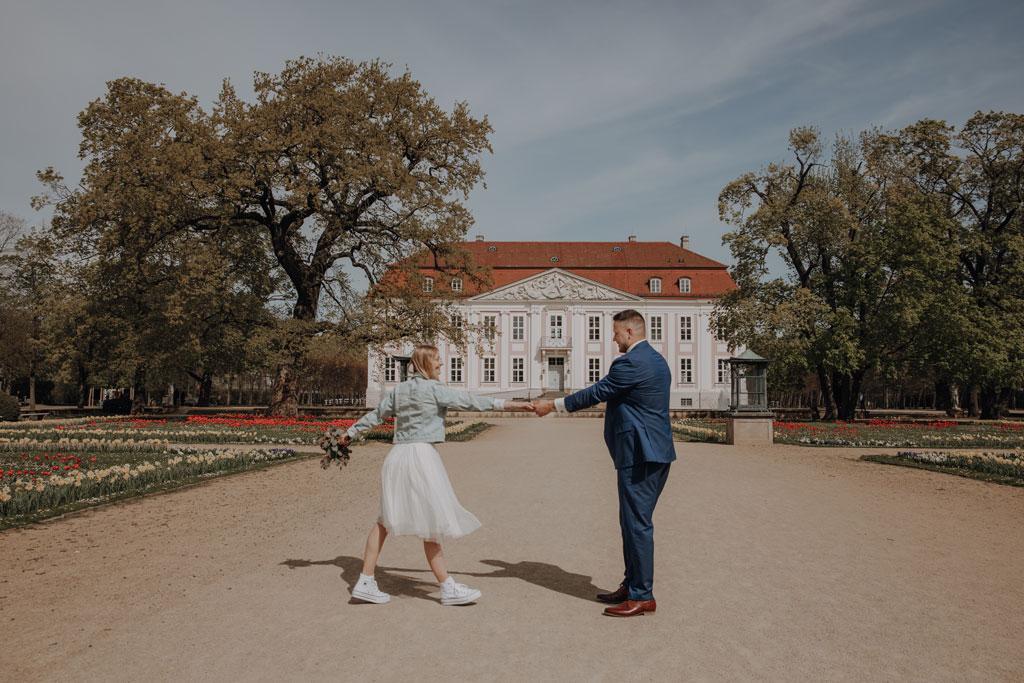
[{"xmin": 346, "ymin": 373, "xmax": 505, "ymax": 444}]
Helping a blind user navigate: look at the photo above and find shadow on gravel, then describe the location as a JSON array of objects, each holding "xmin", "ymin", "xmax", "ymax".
[
  {"xmin": 281, "ymin": 555, "xmax": 438, "ymax": 602},
  {"xmin": 466, "ymin": 559, "xmax": 604, "ymax": 602},
  {"xmin": 281, "ymin": 556, "xmax": 604, "ymax": 603}
]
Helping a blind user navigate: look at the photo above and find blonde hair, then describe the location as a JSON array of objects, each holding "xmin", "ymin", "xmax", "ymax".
[{"xmin": 409, "ymin": 344, "xmax": 441, "ymax": 381}]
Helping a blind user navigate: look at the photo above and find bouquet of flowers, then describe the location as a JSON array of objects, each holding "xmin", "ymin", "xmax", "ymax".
[{"xmin": 318, "ymin": 427, "xmax": 353, "ymax": 470}]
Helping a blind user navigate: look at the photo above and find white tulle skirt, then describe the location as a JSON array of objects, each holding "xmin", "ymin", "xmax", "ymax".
[{"xmin": 377, "ymin": 442, "xmax": 481, "ymax": 542}]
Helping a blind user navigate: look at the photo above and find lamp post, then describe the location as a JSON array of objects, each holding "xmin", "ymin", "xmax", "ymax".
[{"xmin": 725, "ymin": 349, "xmax": 774, "ymax": 445}]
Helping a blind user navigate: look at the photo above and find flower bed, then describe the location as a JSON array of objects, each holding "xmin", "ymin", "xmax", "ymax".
[
  {"xmin": 672, "ymin": 422, "xmax": 726, "ymax": 443},
  {"xmin": 671, "ymin": 419, "xmax": 1024, "ymax": 448},
  {"xmin": 0, "ymin": 415, "xmax": 487, "ymax": 449},
  {"xmin": 0, "ymin": 417, "xmax": 491, "ymax": 528},
  {"xmin": 862, "ymin": 449, "xmax": 1024, "ymax": 486},
  {"xmin": 0, "ymin": 446, "xmax": 304, "ymax": 526}
]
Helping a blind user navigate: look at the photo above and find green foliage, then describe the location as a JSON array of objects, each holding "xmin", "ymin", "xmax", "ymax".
[
  {"xmin": 879, "ymin": 112, "xmax": 1024, "ymax": 417},
  {"xmin": 37, "ymin": 55, "xmax": 494, "ymax": 415},
  {"xmin": 715, "ymin": 112, "xmax": 1024, "ymax": 420},
  {"xmin": 0, "ymin": 393, "xmax": 19, "ymax": 422}
]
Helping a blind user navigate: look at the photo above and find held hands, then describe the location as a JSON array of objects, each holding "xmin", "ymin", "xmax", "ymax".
[
  {"xmin": 532, "ymin": 399, "xmax": 556, "ymax": 417},
  {"xmin": 504, "ymin": 401, "xmax": 536, "ymax": 412}
]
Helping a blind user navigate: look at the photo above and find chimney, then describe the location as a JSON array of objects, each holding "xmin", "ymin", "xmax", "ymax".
[
  {"xmin": 680, "ymin": 235, "xmax": 690, "ymax": 249},
  {"xmin": 475, "ymin": 235, "xmax": 484, "ymax": 242},
  {"xmin": 628, "ymin": 235, "xmax": 637, "ymax": 242}
]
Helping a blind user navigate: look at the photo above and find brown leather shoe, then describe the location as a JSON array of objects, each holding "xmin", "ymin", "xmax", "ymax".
[
  {"xmin": 596, "ymin": 585, "xmax": 629, "ymax": 604},
  {"xmin": 603, "ymin": 599, "xmax": 656, "ymax": 617}
]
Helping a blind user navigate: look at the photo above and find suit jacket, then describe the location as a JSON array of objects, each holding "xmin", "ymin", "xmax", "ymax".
[{"xmin": 563, "ymin": 340, "xmax": 676, "ymax": 469}]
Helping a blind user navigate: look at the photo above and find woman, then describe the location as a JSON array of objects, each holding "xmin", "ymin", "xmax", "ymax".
[{"xmin": 341, "ymin": 344, "xmax": 533, "ymax": 605}]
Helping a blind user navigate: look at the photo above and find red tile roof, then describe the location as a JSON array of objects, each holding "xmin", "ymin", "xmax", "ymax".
[{"xmin": 407, "ymin": 240, "xmax": 736, "ymax": 300}]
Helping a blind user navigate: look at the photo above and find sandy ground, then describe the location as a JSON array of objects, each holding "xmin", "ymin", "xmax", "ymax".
[{"xmin": 1, "ymin": 418, "xmax": 1023, "ymax": 682}]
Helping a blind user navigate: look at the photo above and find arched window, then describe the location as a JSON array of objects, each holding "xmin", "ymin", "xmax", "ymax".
[
  {"xmin": 423, "ymin": 276, "xmax": 434, "ymax": 293},
  {"xmin": 678, "ymin": 277, "xmax": 691, "ymax": 294},
  {"xmin": 649, "ymin": 277, "xmax": 661, "ymax": 294},
  {"xmin": 550, "ymin": 256, "xmax": 559, "ymax": 262}
]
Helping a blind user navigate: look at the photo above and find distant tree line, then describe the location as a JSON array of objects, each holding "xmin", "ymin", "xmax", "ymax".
[{"xmin": 713, "ymin": 112, "xmax": 1024, "ymax": 420}]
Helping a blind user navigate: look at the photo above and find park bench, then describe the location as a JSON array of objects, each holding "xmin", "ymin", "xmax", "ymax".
[{"xmin": 20, "ymin": 411, "xmax": 51, "ymax": 421}]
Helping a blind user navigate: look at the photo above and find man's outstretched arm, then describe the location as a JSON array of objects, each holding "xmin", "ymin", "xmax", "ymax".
[{"xmin": 533, "ymin": 357, "xmax": 635, "ymax": 417}]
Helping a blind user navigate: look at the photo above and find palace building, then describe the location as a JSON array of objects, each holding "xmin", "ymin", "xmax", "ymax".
[{"xmin": 365, "ymin": 236, "xmax": 737, "ymax": 410}]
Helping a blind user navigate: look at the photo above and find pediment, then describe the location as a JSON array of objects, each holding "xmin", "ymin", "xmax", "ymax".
[{"xmin": 470, "ymin": 268, "xmax": 643, "ymax": 302}]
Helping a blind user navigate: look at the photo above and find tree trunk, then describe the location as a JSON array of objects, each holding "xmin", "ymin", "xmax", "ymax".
[
  {"xmin": 197, "ymin": 372, "xmax": 213, "ymax": 407},
  {"xmin": 130, "ymin": 366, "xmax": 147, "ymax": 415},
  {"xmin": 978, "ymin": 386, "xmax": 1009, "ymax": 420},
  {"xmin": 831, "ymin": 370, "xmax": 863, "ymax": 421},
  {"xmin": 816, "ymin": 366, "xmax": 837, "ymax": 421},
  {"xmin": 968, "ymin": 385, "xmax": 981, "ymax": 418},
  {"xmin": 28, "ymin": 371, "xmax": 36, "ymax": 410},
  {"xmin": 75, "ymin": 359, "xmax": 88, "ymax": 409},
  {"xmin": 268, "ymin": 363, "xmax": 299, "ymax": 416},
  {"xmin": 935, "ymin": 379, "xmax": 952, "ymax": 412},
  {"xmin": 225, "ymin": 375, "xmax": 233, "ymax": 407}
]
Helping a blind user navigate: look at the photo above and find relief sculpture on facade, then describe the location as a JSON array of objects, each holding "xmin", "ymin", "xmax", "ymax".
[{"xmin": 489, "ymin": 271, "xmax": 625, "ymax": 301}]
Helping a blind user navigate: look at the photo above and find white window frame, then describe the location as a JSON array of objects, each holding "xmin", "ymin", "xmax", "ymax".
[
  {"xmin": 679, "ymin": 315, "xmax": 692, "ymax": 341},
  {"xmin": 588, "ymin": 357, "xmax": 601, "ymax": 383},
  {"xmin": 451, "ymin": 278, "xmax": 463, "ymax": 292},
  {"xmin": 649, "ymin": 315, "xmax": 663, "ymax": 341},
  {"xmin": 483, "ymin": 357, "xmax": 496, "ymax": 383},
  {"xmin": 717, "ymin": 358, "xmax": 729, "ymax": 384},
  {"xmin": 449, "ymin": 357, "xmax": 463, "ymax": 383},
  {"xmin": 451, "ymin": 314, "xmax": 463, "ymax": 329},
  {"xmin": 678, "ymin": 277, "xmax": 691, "ymax": 294},
  {"xmin": 588, "ymin": 315, "xmax": 601, "ymax": 341},
  {"xmin": 679, "ymin": 358, "xmax": 693, "ymax": 384},
  {"xmin": 422, "ymin": 276, "xmax": 434, "ymax": 293},
  {"xmin": 512, "ymin": 357, "xmax": 524, "ymax": 383},
  {"xmin": 649, "ymin": 277, "xmax": 662, "ymax": 294},
  {"xmin": 549, "ymin": 314, "xmax": 563, "ymax": 340},
  {"xmin": 483, "ymin": 314, "xmax": 497, "ymax": 340},
  {"xmin": 384, "ymin": 357, "xmax": 397, "ymax": 382},
  {"xmin": 512, "ymin": 315, "xmax": 525, "ymax": 341}
]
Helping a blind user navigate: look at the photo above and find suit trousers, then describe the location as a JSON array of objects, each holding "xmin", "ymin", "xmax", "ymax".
[{"xmin": 617, "ymin": 461, "xmax": 671, "ymax": 601}]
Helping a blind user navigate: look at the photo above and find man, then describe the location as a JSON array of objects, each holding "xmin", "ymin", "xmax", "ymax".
[{"xmin": 533, "ymin": 309, "xmax": 675, "ymax": 617}]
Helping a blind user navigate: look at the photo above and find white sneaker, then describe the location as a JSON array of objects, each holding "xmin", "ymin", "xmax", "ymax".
[
  {"xmin": 352, "ymin": 577, "xmax": 390, "ymax": 604},
  {"xmin": 440, "ymin": 579, "xmax": 482, "ymax": 606}
]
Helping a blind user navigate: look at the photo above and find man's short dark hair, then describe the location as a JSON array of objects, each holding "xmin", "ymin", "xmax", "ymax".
[{"xmin": 613, "ymin": 309, "xmax": 646, "ymax": 335}]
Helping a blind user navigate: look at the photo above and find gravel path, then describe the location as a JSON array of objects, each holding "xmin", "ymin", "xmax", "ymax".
[{"xmin": 1, "ymin": 418, "xmax": 1022, "ymax": 682}]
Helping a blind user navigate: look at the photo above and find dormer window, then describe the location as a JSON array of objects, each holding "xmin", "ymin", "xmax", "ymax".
[
  {"xmin": 488, "ymin": 246, "xmax": 497, "ymax": 252},
  {"xmin": 451, "ymin": 278, "xmax": 463, "ymax": 292},
  {"xmin": 550, "ymin": 256, "xmax": 559, "ymax": 262},
  {"xmin": 678, "ymin": 277, "xmax": 691, "ymax": 294},
  {"xmin": 649, "ymin": 277, "xmax": 661, "ymax": 294},
  {"xmin": 423, "ymin": 276, "xmax": 434, "ymax": 293}
]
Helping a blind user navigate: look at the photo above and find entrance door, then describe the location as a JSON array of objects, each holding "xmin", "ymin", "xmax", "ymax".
[{"xmin": 546, "ymin": 357, "xmax": 565, "ymax": 391}]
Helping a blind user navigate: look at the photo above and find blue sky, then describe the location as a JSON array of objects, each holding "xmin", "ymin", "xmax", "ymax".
[{"xmin": 2, "ymin": 0, "xmax": 1022, "ymax": 267}]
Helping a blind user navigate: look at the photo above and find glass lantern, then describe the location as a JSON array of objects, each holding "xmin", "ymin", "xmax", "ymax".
[{"xmin": 728, "ymin": 349, "xmax": 770, "ymax": 413}]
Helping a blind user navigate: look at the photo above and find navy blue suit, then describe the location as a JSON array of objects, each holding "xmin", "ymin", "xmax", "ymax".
[{"xmin": 563, "ymin": 340, "xmax": 675, "ymax": 601}]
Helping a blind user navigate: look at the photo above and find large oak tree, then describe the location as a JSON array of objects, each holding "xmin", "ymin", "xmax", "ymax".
[
  {"xmin": 714, "ymin": 128, "xmax": 953, "ymax": 420},
  {"xmin": 39, "ymin": 56, "xmax": 493, "ymax": 414}
]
